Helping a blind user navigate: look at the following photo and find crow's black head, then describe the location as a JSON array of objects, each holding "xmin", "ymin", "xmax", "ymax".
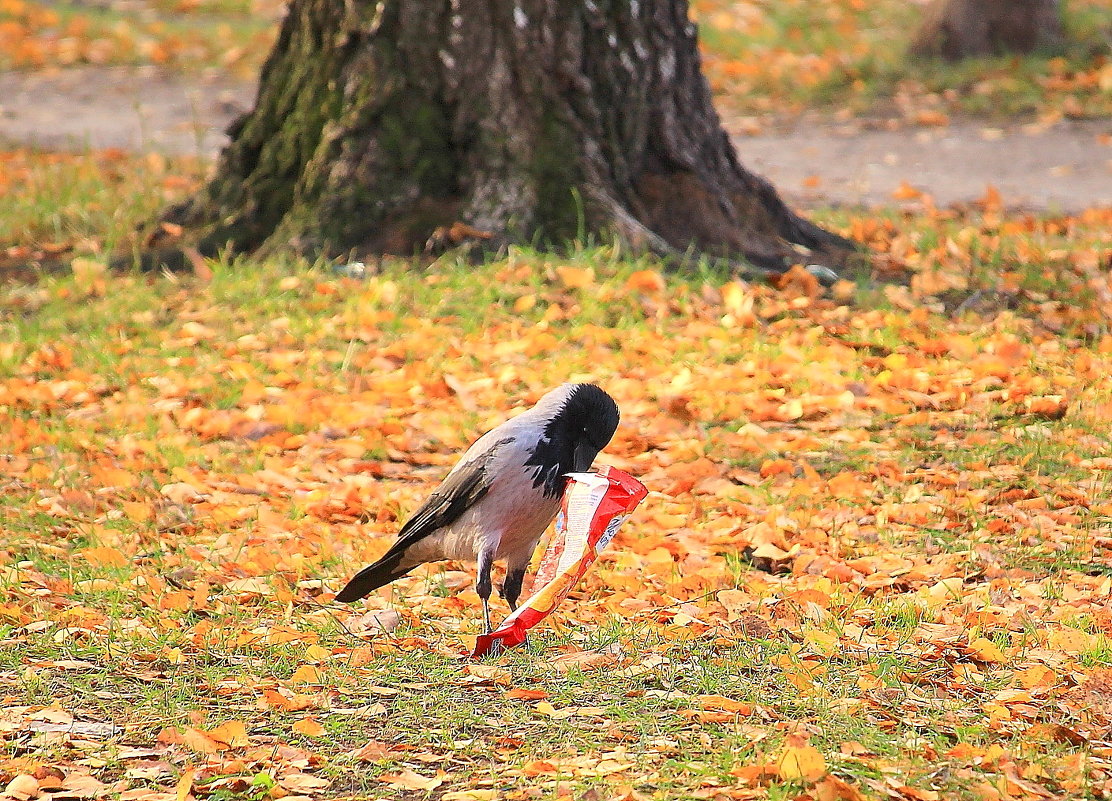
[
  {"xmin": 525, "ymin": 384, "xmax": 620, "ymax": 495},
  {"xmin": 561, "ymin": 383, "xmax": 620, "ymax": 461}
]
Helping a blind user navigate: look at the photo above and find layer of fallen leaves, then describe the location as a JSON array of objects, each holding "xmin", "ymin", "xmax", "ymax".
[{"xmin": 1, "ymin": 194, "xmax": 1111, "ymax": 799}]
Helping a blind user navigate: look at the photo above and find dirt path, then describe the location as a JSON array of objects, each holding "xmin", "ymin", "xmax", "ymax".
[
  {"xmin": 2, "ymin": 66, "xmax": 1110, "ymax": 211},
  {"xmin": 0, "ymin": 67, "xmax": 253, "ymax": 157},
  {"xmin": 731, "ymin": 115, "xmax": 1112, "ymax": 212}
]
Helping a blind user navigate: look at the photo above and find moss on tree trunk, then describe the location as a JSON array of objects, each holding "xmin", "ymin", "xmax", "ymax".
[{"xmin": 149, "ymin": 0, "xmax": 858, "ymax": 277}]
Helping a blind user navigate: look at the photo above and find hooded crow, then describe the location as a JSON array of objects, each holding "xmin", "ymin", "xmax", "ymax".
[{"xmin": 335, "ymin": 383, "xmax": 620, "ymax": 632}]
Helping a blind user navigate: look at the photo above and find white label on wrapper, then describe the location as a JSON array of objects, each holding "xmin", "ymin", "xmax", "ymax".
[
  {"xmin": 596, "ymin": 513, "xmax": 628, "ymax": 552},
  {"xmin": 554, "ymin": 472, "xmax": 611, "ymax": 573}
]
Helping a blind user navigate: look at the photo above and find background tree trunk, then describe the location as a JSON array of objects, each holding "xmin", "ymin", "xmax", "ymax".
[
  {"xmin": 910, "ymin": 0, "xmax": 1064, "ymax": 60},
  {"xmin": 151, "ymin": 0, "xmax": 856, "ymax": 276}
]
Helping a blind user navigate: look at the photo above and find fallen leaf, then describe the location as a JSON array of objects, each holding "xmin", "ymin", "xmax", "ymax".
[
  {"xmin": 291, "ymin": 716, "xmax": 326, "ymax": 737},
  {"xmin": 380, "ymin": 768, "xmax": 445, "ymax": 792},
  {"xmin": 777, "ymin": 735, "xmax": 826, "ymax": 781},
  {"xmin": 4, "ymin": 775, "xmax": 40, "ymax": 801}
]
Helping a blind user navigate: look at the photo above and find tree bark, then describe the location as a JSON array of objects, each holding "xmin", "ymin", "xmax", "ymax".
[
  {"xmin": 910, "ymin": 0, "xmax": 1064, "ymax": 60},
  {"xmin": 149, "ymin": 0, "xmax": 857, "ymax": 277}
]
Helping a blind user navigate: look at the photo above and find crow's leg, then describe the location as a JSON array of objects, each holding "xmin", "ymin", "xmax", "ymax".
[
  {"xmin": 502, "ymin": 566, "xmax": 527, "ymax": 612},
  {"xmin": 476, "ymin": 549, "xmax": 495, "ymax": 634}
]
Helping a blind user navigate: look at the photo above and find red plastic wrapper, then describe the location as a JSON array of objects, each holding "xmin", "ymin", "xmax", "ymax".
[{"xmin": 472, "ymin": 465, "xmax": 647, "ymax": 658}]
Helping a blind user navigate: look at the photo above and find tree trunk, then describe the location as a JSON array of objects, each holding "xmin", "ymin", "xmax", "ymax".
[
  {"xmin": 910, "ymin": 0, "xmax": 1064, "ymax": 60},
  {"xmin": 149, "ymin": 0, "xmax": 856, "ymax": 278}
]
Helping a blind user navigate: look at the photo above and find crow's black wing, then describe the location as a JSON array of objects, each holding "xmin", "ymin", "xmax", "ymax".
[
  {"xmin": 393, "ymin": 445, "xmax": 502, "ymax": 546},
  {"xmin": 334, "ymin": 440, "xmax": 507, "ymax": 602}
]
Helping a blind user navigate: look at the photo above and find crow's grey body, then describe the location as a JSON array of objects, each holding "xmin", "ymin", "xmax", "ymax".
[{"xmin": 335, "ymin": 383, "xmax": 620, "ymax": 630}]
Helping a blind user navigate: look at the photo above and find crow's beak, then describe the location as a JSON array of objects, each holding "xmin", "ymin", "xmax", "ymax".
[{"xmin": 572, "ymin": 440, "xmax": 597, "ymax": 473}]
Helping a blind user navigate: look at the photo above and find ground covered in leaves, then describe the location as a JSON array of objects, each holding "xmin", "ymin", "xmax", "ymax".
[
  {"xmin": 1, "ymin": 186, "xmax": 1112, "ymax": 799},
  {"xmin": 2, "ymin": 1, "xmax": 1112, "ymax": 799}
]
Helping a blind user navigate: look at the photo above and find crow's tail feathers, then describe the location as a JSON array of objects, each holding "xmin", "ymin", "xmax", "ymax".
[{"xmin": 334, "ymin": 549, "xmax": 413, "ymax": 603}]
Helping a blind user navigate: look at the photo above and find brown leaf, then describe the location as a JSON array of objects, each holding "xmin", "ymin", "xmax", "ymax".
[
  {"xmin": 348, "ymin": 740, "xmax": 396, "ymax": 762},
  {"xmin": 814, "ymin": 775, "xmax": 865, "ymax": 801},
  {"xmin": 464, "ymin": 664, "xmax": 512, "ymax": 685},
  {"xmin": 380, "ymin": 769, "xmax": 445, "ymax": 792}
]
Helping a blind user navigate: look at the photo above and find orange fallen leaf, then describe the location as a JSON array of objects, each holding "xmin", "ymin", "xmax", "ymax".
[
  {"xmin": 289, "ymin": 664, "xmax": 321, "ymax": 685},
  {"xmin": 967, "ymin": 637, "xmax": 1006, "ymax": 664},
  {"xmin": 207, "ymin": 720, "xmax": 249, "ymax": 748},
  {"xmin": 625, "ymin": 270, "xmax": 666, "ymax": 293},
  {"xmin": 505, "ymin": 688, "xmax": 549, "ymax": 700},
  {"xmin": 179, "ymin": 728, "xmax": 223, "ymax": 754},
  {"xmin": 555, "ymin": 265, "xmax": 594, "ymax": 289},
  {"xmin": 697, "ymin": 695, "xmax": 754, "ymax": 715},
  {"xmin": 175, "ymin": 768, "xmax": 195, "ymax": 801},
  {"xmin": 80, "ymin": 547, "xmax": 128, "ymax": 568},
  {"xmin": 292, "ymin": 716, "xmax": 326, "ymax": 737},
  {"xmin": 892, "ymin": 181, "xmax": 924, "ymax": 200}
]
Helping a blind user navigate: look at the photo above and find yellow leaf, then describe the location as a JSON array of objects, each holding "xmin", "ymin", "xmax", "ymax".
[
  {"xmin": 967, "ymin": 637, "xmax": 1005, "ymax": 664},
  {"xmin": 777, "ymin": 739, "xmax": 826, "ymax": 781},
  {"xmin": 974, "ymin": 636, "xmax": 1009, "ymax": 663},
  {"xmin": 555, "ymin": 265, "xmax": 594, "ymax": 289},
  {"xmin": 303, "ymin": 644, "xmax": 330, "ymax": 663},
  {"xmin": 289, "ymin": 664, "xmax": 321, "ymax": 685},
  {"xmin": 778, "ymin": 399, "xmax": 804, "ymax": 420},
  {"xmin": 292, "ymin": 716, "xmax": 326, "ymax": 737},
  {"xmin": 81, "ymin": 547, "xmax": 128, "ymax": 568},
  {"xmin": 721, "ymin": 281, "xmax": 754, "ymax": 317},
  {"xmin": 534, "ymin": 701, "xmax": 559, "ymax": 717},
  {"xmin": 176, "ymin": 768, "xmax": 195, "ymax": 801},
  {"xmin": 513, "ymin": 294, "xmax": 536, "ymax": 312},
  {"xmin": 534, "ymin": 701, "xmax": 575, "ymax": 719}
]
